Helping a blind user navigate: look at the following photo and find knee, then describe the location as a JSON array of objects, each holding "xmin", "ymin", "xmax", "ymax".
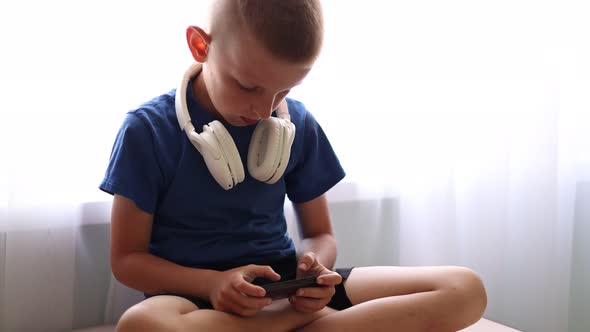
[
  {"xmin": 116, "ymin": 303, "xmax": 176, "ymax": 332},
  {"xmin": 444, "ymin": 267, "xmax": 488, "ymax": 327}
]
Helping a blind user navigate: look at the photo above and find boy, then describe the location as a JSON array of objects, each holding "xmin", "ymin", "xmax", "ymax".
[{"xmin": 100, "ymin": 0, "xmax": 487, "ymax": 331}]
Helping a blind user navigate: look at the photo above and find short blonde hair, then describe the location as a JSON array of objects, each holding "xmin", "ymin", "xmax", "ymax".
[{"xmin": 212, "ymin": 0, "xmax": 324, "ymax": 63}]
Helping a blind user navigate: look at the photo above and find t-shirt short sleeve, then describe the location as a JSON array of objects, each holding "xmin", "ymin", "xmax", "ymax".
[
  {"xmin": 285, "ymin": 110, "xmax": 345, "ymax": 203},
  {"xmin": 100, "ymin": 113, "xmax": 163, "ymax": 214}
]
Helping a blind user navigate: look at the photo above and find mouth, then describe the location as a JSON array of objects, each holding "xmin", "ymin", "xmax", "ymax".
[{"xmin": 240, "ymin": 116, "xmax": 259, "ymax": 125}]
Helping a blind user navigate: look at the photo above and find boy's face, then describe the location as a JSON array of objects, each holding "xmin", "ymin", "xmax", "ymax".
[{"xmin": 198, "ymin": 27, "xmax": 314, "ymax": 127}]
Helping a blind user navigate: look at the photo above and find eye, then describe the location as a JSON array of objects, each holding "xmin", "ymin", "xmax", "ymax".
[{"xmin": 236, "ymin": 81, "xmax": 258, "ymax": 92}]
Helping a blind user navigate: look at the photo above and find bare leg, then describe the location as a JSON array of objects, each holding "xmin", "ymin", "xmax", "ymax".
[
  {"xmin": 115, "ymin": 295, "xmax": 336, "ymax": 332},
  {"xmin": 116, "ymin": 266, "xmax": 486, "ymax": 332},
  {"xmin": 296, "ymin": 266, "xmax": 487, "ymax": 332}
]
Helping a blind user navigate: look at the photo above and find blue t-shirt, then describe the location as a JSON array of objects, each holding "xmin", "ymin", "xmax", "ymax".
[{"xmin": 100, "ymin": 79, "xmax": 345, "ymax": 269}]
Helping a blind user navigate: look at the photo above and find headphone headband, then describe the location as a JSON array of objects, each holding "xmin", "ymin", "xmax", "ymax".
[
  {"xmin": 176, "ymin": 63, "xmax": 291, "ymax": 132},
  {"xmin": 175, "ymin": 62, "xmax": 296, "ymax": 190},
  {"xmin": 175, "ymin": 62, "xmax": 202, "ymax": 132}
]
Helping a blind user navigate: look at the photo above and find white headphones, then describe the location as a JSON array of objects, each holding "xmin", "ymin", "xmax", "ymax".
[{"xmin": 175, "ymin": 62, "xmax": 296, "ymax": 190}]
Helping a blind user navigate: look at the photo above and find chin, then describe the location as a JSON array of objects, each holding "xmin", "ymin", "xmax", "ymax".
[{"xmin": 223, "ymin": 117, "xmax": 247, "ymax": 127}]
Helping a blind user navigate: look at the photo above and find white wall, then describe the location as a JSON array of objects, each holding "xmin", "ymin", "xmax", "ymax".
[{"xmin": 568, "ymin": 181, "xmax": 590, "ymax": 331}]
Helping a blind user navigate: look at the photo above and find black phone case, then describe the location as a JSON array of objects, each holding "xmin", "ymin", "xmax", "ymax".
[{"xmin": 261, "ymin": 275, "xmax": 321, "ymax": 300}]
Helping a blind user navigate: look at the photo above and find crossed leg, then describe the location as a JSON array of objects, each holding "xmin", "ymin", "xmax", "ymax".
[
  {"xmin": 297, "ymin": 266, "xmax": 487, "ymax": 331},
  {"xmin": 115, "ymin": 295, "xmax": 335, "ymax": 332},
  {"xmin": 116, "ymin": 266, "xmax": 486, "ymax": 332}
]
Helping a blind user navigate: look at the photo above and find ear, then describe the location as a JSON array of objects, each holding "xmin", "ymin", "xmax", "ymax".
[{"xmin": 186, "ymin": 26, "xmax": 211, "ymax": 62}]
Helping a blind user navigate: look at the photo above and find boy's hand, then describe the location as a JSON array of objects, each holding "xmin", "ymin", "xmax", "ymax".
[
  {"xmin": 289, "ymin": 252, "xmax": 342, "ymax": 313},
  {"xmin": 209, "ymin": 264, "xmax": 280, "ymax": 317}
]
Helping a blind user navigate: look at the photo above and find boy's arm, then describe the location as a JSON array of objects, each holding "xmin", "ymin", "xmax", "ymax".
[
  {"xmin": 110, "ymin": 194, "xmax": 219, "ymax": 298},
  {"xmin": 290, "ymin": 193, "xmax": 342, "ymax": 313},
  {"xmin": 293, "ymin": 193, "xmax": 337, "ymax": 270},
  {"xmin": 110, "ymin": 194, "xmax": 279, "ymax": 316}
]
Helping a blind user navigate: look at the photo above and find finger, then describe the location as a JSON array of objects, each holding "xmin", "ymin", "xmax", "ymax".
[
  {"xmin": 290, "ymin": 296, "xmax": 326, "ymax": 313},
  {"xmin": 316, "ymin": 272, "xmax": 342, "ymax": 286},
  {"xmin": 246, "ymin": 264, "xmax": 282, "ymax": 282},
  {"xmin": 217, "ymin": 300, "xmax": 248, "ymax": 315},
  {"xmin": 295, "ymin": 285, "xmax": 336, "ymax": 300},
  {"xmin": 239, "ymin": 265, "xmax": 281, "ymax": 297},
  {"xmin": 232, "ymin": 283, "xmax": 273, "ymax": 308},
  {"xmin": 235, "ymin": 278, "xmax": 266, "ymax": 297},
  {"xmin": 215, "ymin": 285, "xmax": 265, "ymax": 313},
  {"xmin": 225, "ymin": 301, "xmax": 259, "ymax": 317},
  {"xmin": 297, "ymin": 252, "xmax": 316, "ymax": 271}
]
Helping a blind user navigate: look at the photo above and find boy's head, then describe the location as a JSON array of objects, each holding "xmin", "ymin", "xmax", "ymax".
[{"xmin": 186, "ymin": 0, "xmax": 324, "ymax": 126}]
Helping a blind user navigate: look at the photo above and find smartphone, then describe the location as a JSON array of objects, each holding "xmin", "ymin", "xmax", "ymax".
[{"xmin": 258, "ymin": 275, "xmax": 321, "ymax": 300}]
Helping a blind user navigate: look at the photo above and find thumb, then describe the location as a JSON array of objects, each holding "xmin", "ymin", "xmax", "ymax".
[
  {"xmin": 248, "ymin": 265, "xmax": 281, "ymax": 282},
  {"xmin": 298, "ymin": 252, "xmax": 316, "ymax": 271}
]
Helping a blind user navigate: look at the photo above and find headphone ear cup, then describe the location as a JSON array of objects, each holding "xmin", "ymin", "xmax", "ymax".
[
  {"xmin": 266, "ymin": 120, "xmax": 295, "ymax": 184},
  {"xmin": 198, "ymin": 121, "xmax": 244, "ymax": 190},
  {"xmin": 208, "ymin": 121, "xmax": 245, "ymax": 184},
  {"xmin": 247, "ymin": 118, "xmax": 281, "ymax": 182},
  {"xmin": 247, "ymin": 118, "xmax": 295, "ymax": 183}
]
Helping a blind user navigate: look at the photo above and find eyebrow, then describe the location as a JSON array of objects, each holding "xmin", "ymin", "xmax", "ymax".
[{"xmin": 234, "ymin": 73, "xmax": 304, "ymax": 92}]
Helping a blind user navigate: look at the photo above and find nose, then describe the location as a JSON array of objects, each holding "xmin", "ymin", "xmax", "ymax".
[{"xmin": 252, "ymin": 95, "xmax": 277, "ymax": 120}]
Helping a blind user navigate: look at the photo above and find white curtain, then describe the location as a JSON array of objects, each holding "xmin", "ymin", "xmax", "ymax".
[{"xmin": 1, "ymin": 1, "xmax": 589, "ymax": 331}]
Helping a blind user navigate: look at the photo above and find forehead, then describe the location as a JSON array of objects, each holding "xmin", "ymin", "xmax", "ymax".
[{"xmin": 215, "ymin": 28, "xmax": 313, "ymax": 90}]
